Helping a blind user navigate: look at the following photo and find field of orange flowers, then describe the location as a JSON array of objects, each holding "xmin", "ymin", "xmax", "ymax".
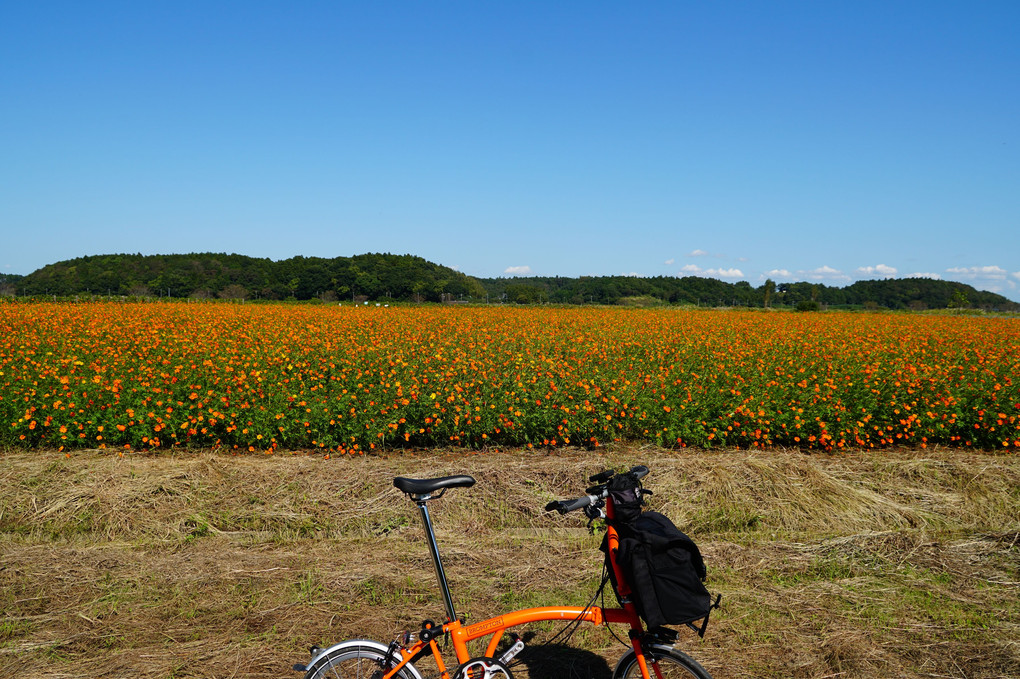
[{"xmin": 1, "ymin": 301, "xmax": 1018, "ymax": 454}]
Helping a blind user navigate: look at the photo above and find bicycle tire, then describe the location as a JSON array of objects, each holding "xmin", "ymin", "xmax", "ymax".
[
  {"xmin": 612, "ymin": 643, "xmax": 712, "ymax": 679},
  {"xmin": 303, "ymin": 639, "xmax": 423, "ymax": 679}
]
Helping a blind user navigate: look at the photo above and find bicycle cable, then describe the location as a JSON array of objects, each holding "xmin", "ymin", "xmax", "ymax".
[
  {"xmin": 600, "ymin": 561, "xmax": 633, "ymax": 650},
  {"xmin": 506, "ymin": 563, "xmax": 612, "ymax": 669}
]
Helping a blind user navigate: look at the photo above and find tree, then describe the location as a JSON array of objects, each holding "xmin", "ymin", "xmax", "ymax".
[
  {"xmin": 948, "ymin": 289, "xmax": 970, "ymax": 309},
  {"xmin": 505, "ymin": 284, "xmax": 546, "ymax": 304},
  {"xmin": 762, "ymin": 279, "xmax": 776, "ymax": 308},
  {"xmin": 219, "ymin": 284, "xmax": 248, "ymax": 300}
]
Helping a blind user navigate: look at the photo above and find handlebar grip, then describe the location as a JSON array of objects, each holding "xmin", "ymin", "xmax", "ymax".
[
  {"xmin": 544, "ymin": 495, "xmax": 595, "ymax": 514},
  {"xmin": 560, "ymin": 496, "xmax": 594, "ymax": 513},
  {"xmin": 629, "ymin": 465, "xmax": 649, "ymax": 480}
]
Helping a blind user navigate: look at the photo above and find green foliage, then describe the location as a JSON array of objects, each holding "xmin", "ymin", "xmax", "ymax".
[
  {"xmin": 8, "ymin": 255, "xmax": 1019, "ymax": 311},
  {"xmin": 479, "ymin": 275, "xmax": 1017, "ymax": 311},
  {"xmin": 948, "ymin": 289, "xmax": 970, "ymax": 309},
  {"xmin": 14, "ymin": 253, "xmax": 484, "ymax": 303},
  {"xmin": 762, "ymin": 278, "xmax": 776, "ymax": 308},
  {"xmin": 504, "ymin": 283, "xmax": 547, "ymax": 304}
]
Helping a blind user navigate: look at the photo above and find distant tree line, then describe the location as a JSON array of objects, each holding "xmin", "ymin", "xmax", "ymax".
[
  {"xmin": 3, "ymin": 253, "xmax": 1017, "ymax": 311},
  {"xmin": 477, "ymin": 275, "xmax": 1019, "ymax": 311},
  {"xmin": 9, "ymin": 253, "xmax": 485, "ymax": 302}
]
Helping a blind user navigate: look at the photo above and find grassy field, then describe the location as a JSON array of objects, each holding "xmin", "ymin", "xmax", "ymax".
[{"xmin": 2, "ymin": 446, "xmax": 1018, "ymax": 678}]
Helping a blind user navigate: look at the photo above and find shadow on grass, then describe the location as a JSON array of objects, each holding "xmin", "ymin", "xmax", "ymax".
[{"xmin": 513, "ymin": 643, "xmax": 613, "ymax": 679}]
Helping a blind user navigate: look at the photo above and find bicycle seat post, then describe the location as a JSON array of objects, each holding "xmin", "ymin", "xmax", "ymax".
[
  {"xmin": 393, "ymin": 475, "xmax": 475, "ymax": 625},
  {"xmin": 414, "ymin": 496, "xmax": 459, "ymax": 624}
]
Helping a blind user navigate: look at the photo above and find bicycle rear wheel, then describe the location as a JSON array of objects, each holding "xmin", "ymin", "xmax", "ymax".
[
  {"xmin": 612, "ymin": 644, "xmax": 712, "ymax": 679},
  {"xmin": 303, "ymin": 640, "xmax": 423, "ymax": 679}
]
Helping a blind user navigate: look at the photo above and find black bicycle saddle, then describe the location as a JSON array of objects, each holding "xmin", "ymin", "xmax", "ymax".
[{"xmin": 393, "ymin": 475, "xmax": 476, "ymax": 496}]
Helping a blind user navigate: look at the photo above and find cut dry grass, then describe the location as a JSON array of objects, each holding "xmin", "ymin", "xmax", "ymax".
[{"xmin": 1, "ymin": 447, "xmax": 1018, "ymax": 678}]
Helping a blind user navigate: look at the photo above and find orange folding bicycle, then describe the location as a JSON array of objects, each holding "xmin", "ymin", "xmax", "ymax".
[{"xmin": 295, "ymin": 465, "xmax": 714, "ymax": 679}]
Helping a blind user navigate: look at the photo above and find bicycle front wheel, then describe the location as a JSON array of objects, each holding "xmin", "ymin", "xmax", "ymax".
[
  {"xmin": 303, "ymin": 640, "xmax": 423, "ymax": 679},
  {"xmin": 612, "ymin": 644, "xmax": 712, "ymax": 679}
]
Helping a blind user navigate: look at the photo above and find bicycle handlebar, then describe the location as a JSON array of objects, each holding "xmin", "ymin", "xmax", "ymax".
[
  {"xmin": 544, "ymin": 465, "xmax": 649, "ymax": 515},
  {"xmin": 544, "ymin": 494, "xmax": 601, "ymax": 515}
]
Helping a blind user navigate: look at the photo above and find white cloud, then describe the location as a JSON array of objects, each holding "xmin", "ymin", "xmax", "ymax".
[
  {"xmin": 688, "ymin": 249, "xmax": 709, "ymax": 257},
  {"xmin": 664, "ymin": 258, "xmax": 675, "ymax": 266},
  {"xmin": 856, "ymin": 264, "xmax": 898, "ymax": 277},
  {"xmin": 944, "ymin": 266, "xmax": 1017, "ymax": 296},
  {"xmin": 680, "ymin": 264, "xmax": 743, "ymax": 278},
  {"xmin": 1012, "ymin": 271, "xmax": 1020, "ymax": 280},
  {"xmin": 946, "ymin": 265, "xmax": 1008, "ymax": 280},
  {"xmin": 799, "ymin": 265, "xmax": 851, "ymax": 282},
  {"xmin": 503, "ymin": 265, "xmax": 532, "ymax": 275},
  {"xmin": 907, "ymin": 272, "xmax": 942, "ymax": 280},
  {"xmin": 762, "ymin": 269, "xmax": 792, "ymax": 279}
]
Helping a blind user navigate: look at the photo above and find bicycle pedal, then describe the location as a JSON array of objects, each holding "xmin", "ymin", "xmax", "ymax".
[{"xmin": 497, "ymin": 634, "xmax": 525, "ymax": 665}]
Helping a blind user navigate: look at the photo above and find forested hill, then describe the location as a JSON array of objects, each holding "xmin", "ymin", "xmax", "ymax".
[
  {"xmin": 3, "ymin": 252, "xmax": 1017, "ymax": 311},
  {"xmin": 10, "ymin": 253, "xmax": 485, "ymax": 302}
]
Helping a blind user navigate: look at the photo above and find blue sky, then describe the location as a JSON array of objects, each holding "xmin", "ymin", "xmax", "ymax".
[{"xmin": 2, "ymin": 2, "xmax": 1018, "ymax": 299}]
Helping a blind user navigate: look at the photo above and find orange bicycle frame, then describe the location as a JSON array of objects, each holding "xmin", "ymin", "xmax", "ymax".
[{"xmin": 379, "ymin": 497, "xmax": 660, "ymax": 679}]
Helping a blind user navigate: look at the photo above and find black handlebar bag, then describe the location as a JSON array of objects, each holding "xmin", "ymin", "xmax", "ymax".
[{"xmin": 606, "ymin": 471, "xmax": 645, "ymax": 523}]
